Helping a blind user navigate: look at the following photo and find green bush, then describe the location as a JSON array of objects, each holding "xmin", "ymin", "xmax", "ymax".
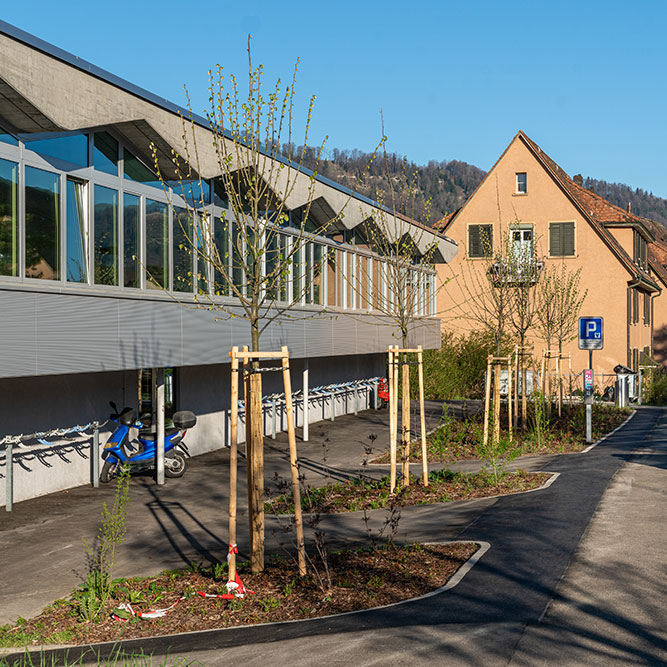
[
  {"xmin": 643, "ymin": 368, "xmax": 667, "ymax": 405},
  {"xmin": 414, "ymin": 331, "xmax": 509, "ymax": 400}
]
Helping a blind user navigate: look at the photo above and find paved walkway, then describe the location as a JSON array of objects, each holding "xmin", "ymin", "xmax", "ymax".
[{"xmin": 3, "ymin": 405, "xmax": 667, "ymax": 665}]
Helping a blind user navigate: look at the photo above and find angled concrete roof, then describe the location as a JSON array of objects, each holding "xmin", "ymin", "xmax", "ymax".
[{"xmin": 0, "ymin": 20, "xmax": 457, "ymax": 263}]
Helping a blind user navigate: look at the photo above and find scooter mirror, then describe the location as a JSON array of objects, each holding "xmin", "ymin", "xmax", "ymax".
[{"xmin": 109, "ymin": 400, "xmax": 118, "ymax": 415}]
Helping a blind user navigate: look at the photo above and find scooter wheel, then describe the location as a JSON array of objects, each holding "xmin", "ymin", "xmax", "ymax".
[
  {"xmin": 165, "ymin": 453, "xmax": 187, "ymax": 478},
  {"xmin": 100, "ymin": 461, "xmax": 117, "ymax": 484}
]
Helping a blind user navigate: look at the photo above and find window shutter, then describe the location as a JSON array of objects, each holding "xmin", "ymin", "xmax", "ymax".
[
  {"xmin": 481, "ymin": 225, "xmax": 493, "ymax": 255},
  {"xmin": 469, "ymin": 225, "xmax": 481, "ymax": 257},
  {"xmin": 562, "ymin": 223, "xmax": 575, "ymax": 255},
  {"xmin": 550, "ymin": 223, "xmax": 561, "ymax": 255}
]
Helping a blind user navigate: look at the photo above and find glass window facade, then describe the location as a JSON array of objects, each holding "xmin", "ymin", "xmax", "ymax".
[
  {"xmin": 124, "ymin": 149, "xmax": 162, "ymax": 189},
  {"xmin": 0, "ymin": 128, "xmax": 438, "ymax": 317},
  {"xmin": 146, "ymin": 199, "xmax": 168, "ymax": 289},
  {"xmin": 173, "ymin": 208, "xmax": 193, "ymax": 293},
  {"xmin": 0, "ymin": 158, "xmax": 18, "ymax": 277},
  {"xmin": 25, "ymin": 166, "xmax": 60, "ymax": 280},
  {"xmin": 28, "ymin": 134, "xmax": 88, "ymax": 167},
  {"xmin": 66, "ymin": 179, "xmax": 87, "ymax": 282},
  {"xmin": 93, "ymin": 132, "xmax": 119, "ymax": 176},
  {"xmin": 94, "ymin": 185, "xmax": 118, "ymax": 285},
  {"xmin": 123, "ymin": 194, "xmax": 140, "ymax": 288}
]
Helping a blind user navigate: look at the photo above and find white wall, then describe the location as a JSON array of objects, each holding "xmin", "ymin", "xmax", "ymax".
[{"xmin": 1, "ymin": 354, "xmax": 384, "ymax": 507}]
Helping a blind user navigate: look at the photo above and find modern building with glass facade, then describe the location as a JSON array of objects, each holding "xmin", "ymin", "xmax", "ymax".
[{"xmin": 0, "ymin": 21, "xmax": 457, "ymax": 506}]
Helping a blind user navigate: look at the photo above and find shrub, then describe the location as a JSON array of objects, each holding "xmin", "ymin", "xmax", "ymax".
[
  {"xmin": 414, "ymin": 331, "xmax": 511, "ymax": 400},
  {"xmin": 643, "ymin": 367, "xmax": 667, "ymax": 405}
]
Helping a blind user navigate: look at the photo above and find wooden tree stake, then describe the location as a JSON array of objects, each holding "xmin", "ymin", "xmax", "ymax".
[
  {"xmin": 483, "ymin": 355, "xmax": 492, "ymax": 447},
  {"xmin": 417, "ymin": 346, "xmax": 428, "ymax": 486},
  {"xmin": 401, "ymin": 356, "xmax": 411, "ymax": 486},
  {"xmin": 228, "ymin": 347, "xmax": 239, "ymax": 582},
  {"xmin": 388, "ymin": 346, "xmax": 397, "ymax": 493},
  {"xmin": 281, "ymin": 346, "xmax": 306, "ymax": 576}
]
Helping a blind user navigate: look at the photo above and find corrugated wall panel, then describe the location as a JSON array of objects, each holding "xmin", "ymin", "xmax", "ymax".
[{"xmin": 0, "ymin": 288, "xmax": 443, "ymax": 379}]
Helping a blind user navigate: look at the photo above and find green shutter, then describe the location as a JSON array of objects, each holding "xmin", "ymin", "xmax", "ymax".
[
  {"xmin": 562, "ymin": 223, "xmax": 575, "ymax": 255},
  {"xmin": 550, "ymin": 223, "xmax": 562, "ymax": 255},
  {"xmin": 550, "ymin": 222, "xmax": 574, "ymax": 256},
  {"xmin": 468, "ymin": 225, "xmax": 481, "ymax": 257}
]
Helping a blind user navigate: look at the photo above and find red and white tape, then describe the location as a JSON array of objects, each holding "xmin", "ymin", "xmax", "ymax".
[{"xmin": 111, "ymin": 543, "xmax": 255, "ymax": 622}]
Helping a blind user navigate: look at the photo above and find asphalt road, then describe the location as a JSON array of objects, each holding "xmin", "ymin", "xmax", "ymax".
[{"xmin": 4, "ymin": 405, "xmax": 667, "ymax": 665}]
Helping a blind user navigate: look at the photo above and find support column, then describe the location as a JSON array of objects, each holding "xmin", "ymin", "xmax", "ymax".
[
  {"xmin": 302, "ymin": 359, "xmax": 309, "ymax": 442},
  {"xmin": 156, "ymin": 368, "xmax": 165, "ymax": 485}
]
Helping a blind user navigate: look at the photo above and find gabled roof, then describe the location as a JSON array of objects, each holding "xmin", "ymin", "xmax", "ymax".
[{"xmin": 437, "ymin": 131, "xmax": 660, "ymax": 291}]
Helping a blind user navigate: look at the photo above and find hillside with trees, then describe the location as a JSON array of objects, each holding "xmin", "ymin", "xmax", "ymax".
[{"xmin": 296, "ymin": 145, "xmax": 667, "ymax": 227}]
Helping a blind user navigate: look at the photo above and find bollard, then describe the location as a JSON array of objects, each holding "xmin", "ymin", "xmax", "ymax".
[
  {"xmin": 330, "ymin": 391, "xmax": 335, "ymax": 421},
  {"xmin": 92, "ymin": 427, "xmax": 100, "ymax": 488},
  {"xmin": 373, "ymin": 381, "xmax": 378, "ymax": 410},
  {"xmin": 271, "ymin": 402, "xmax": 277, "ymax": 439},
  {"xmin": 5, "ymin": 444, "xmax": 13, "ymax": 512},
  {"xmin": 354, "ymin": 387, "xmax": 358, "ymax": 415}
]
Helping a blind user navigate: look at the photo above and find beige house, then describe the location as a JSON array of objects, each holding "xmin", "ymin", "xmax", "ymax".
[{"xmin": 436, "ymin": 131, "xmax": 664, "ymax": 377}]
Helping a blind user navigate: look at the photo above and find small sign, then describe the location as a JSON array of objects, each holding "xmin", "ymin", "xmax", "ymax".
[
  {"xmin": 578, "ymin": 317, "xmax": 604, "ymax": 350},
  {"xmin": 584, "ymin": 369, "xmax": 594, "ymax": 403}
]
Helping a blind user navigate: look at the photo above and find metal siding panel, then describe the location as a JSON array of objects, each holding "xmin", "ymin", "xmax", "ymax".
[
  {"xmin": 117, "ymin": 299, "xmax": 182, "ymax": 370},
  {"xmin": 181, "ymin": 306, "xmax": 231, "ymax": 366},
  {"xmin": 0, "ymin": 291, "xmax": 37, "ymax": 376},
  {"xmin": 35, "ymin": 293, "xmax": 121, "ymax": 374}
]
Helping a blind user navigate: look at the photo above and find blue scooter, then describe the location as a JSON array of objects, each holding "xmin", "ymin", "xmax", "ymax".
[{"xmin": 100, "ymin": 401, "xmax": 197, "ymax": 482}]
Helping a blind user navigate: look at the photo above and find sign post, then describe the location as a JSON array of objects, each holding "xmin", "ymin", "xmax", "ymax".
[{"xmin": 578, "ymin": 317, "xmax": 604, "ymax": 443}]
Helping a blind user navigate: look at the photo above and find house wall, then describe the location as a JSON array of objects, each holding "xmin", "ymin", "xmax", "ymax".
[{"xmin": 437, "ymin": 137, "xmax": 638, "ymax": 377}]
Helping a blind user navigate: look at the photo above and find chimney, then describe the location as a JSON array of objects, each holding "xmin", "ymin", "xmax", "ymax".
[
  {"xmin": 573, "ymin": 174, "xmax": 583, "ymax": 186},
  {"xmin": 627, "ymin": 203, "xmax": 632, "ymax": 213}
]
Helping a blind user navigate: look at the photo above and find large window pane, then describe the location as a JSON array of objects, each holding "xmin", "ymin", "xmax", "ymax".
[
  {"xmin": 232, "ymin": 220, "xmax": 244, "ymax": 294},
  {"xmin": 124, "ymin": 194, "xmax": 140, "ymax": 288},
  {"xmin": 94, "ymin": 185, "xmax": 118, "ymax": 285},
  {"xmin": 27, "ymin": 134, "xmax": 88, "ymax": 167},
  {"xmin": 169, "ymin": 178, "xmax": 210, "ymax": 206},
  {"xmin": 173, "ymin": 207, "xmax": 193, "ymax": 293},
  {"xmin": 25, "ymin": 166, "xmax": 60, "ymax": 280},
  {"xmin": 124, "ymin": 148, "xmax": 162, "ymax": 189},
  {"xmin": 0, "ymin": 159, "xmax": 18, "ymax": 277},
  {"xmin": 66, "ymin": 179, "xmax": 87, "ymax": 282},
  {"xmin": 93, "ymin": 132, "xmax": 118, "ymax": 176},
  {"xmin": 146, "ymin": 199, "xmax": 168, "ymax": 289}
]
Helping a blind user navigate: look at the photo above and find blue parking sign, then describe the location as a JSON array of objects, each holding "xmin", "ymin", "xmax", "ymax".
[{"xmin": 578, "ymin": 317, "xmax": 604, "ymax": 350}]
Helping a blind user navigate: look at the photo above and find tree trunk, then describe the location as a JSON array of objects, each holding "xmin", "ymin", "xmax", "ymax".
[{"xmin": 247, "ymin": 323, "xmax": 265, "ymax": 573}]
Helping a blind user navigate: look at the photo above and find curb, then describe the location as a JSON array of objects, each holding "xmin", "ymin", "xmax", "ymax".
[
  {"xmin": 4, "ymin": 541, "xmax": 490, "ymax": 663},
  {"xmin": 579, "ymin": 409, "xmax": 636, "ymax": 453}
]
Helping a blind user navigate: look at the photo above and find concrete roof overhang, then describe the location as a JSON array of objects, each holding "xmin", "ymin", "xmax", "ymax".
[{"xmin": 0, "ymin": 20, "xmax": 458, "ymax": 263}]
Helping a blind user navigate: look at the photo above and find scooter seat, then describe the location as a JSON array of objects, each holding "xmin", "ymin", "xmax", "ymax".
[{"xmin": 141, "ymin": 427, "xmax": 181, "ymax": 442}]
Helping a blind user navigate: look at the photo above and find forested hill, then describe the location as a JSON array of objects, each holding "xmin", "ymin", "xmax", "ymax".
[{"xmin": 295, "ymin": 145, "xmax": 667, "ymax": 227}]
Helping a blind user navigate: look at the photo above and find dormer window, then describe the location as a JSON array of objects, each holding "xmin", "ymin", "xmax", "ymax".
[{"xmin": 516, "ymin": 172, "xmax": 527, "ymax": 194}]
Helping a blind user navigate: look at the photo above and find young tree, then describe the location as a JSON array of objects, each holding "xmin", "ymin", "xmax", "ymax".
[
  {"xmin": 353, "ymin": 137, "xmax": 442, "ymax": 489},
  {"xmin": 154, "ymin": 40, "xmax": 377, "ymax": 572},
  {"xmin": 449, "ymin": 229, "xmax": 518, "ymax": 357},
  {"xmin": 535, "ymin": 262, "xmax": 587, "ymax": 413},
  {"xmin": 506, "ymin": 230, "xmax": 542, "ymax": 427}
]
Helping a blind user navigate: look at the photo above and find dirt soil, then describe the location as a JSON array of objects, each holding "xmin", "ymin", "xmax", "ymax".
[
  {"xmin": 266, "ymin": 471, "xmax": 551, "ymax": 514},
  {"xmin": 0, "ymin": 543, "xmax": 479, "ymax": 648}
]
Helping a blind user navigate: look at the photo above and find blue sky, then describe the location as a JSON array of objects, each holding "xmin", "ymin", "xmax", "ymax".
[{"xmin": 3, "ymin": 1, "xmax": 667, "ymax": 196}]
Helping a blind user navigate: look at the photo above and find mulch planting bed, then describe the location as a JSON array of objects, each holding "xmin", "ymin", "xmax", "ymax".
[
  {"xmin": 0, "ymin": 543, "xmax": 479, "ymax": 647},
  {"xmin": 266, "ymin": 470, "xmax": 551, "ymax": 514},
  {"xmin": 372, "ymin": 404, "xmax": 632, "ymax": 464}
]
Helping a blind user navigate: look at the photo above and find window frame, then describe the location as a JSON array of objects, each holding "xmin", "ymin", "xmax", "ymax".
[
  {"xmin": 515, "ymin": 172, "xmax": 527, "ymax": 194},
  {"xmin": 467, "ymin": 223, "xmax": 493, "ymax": 259}
]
